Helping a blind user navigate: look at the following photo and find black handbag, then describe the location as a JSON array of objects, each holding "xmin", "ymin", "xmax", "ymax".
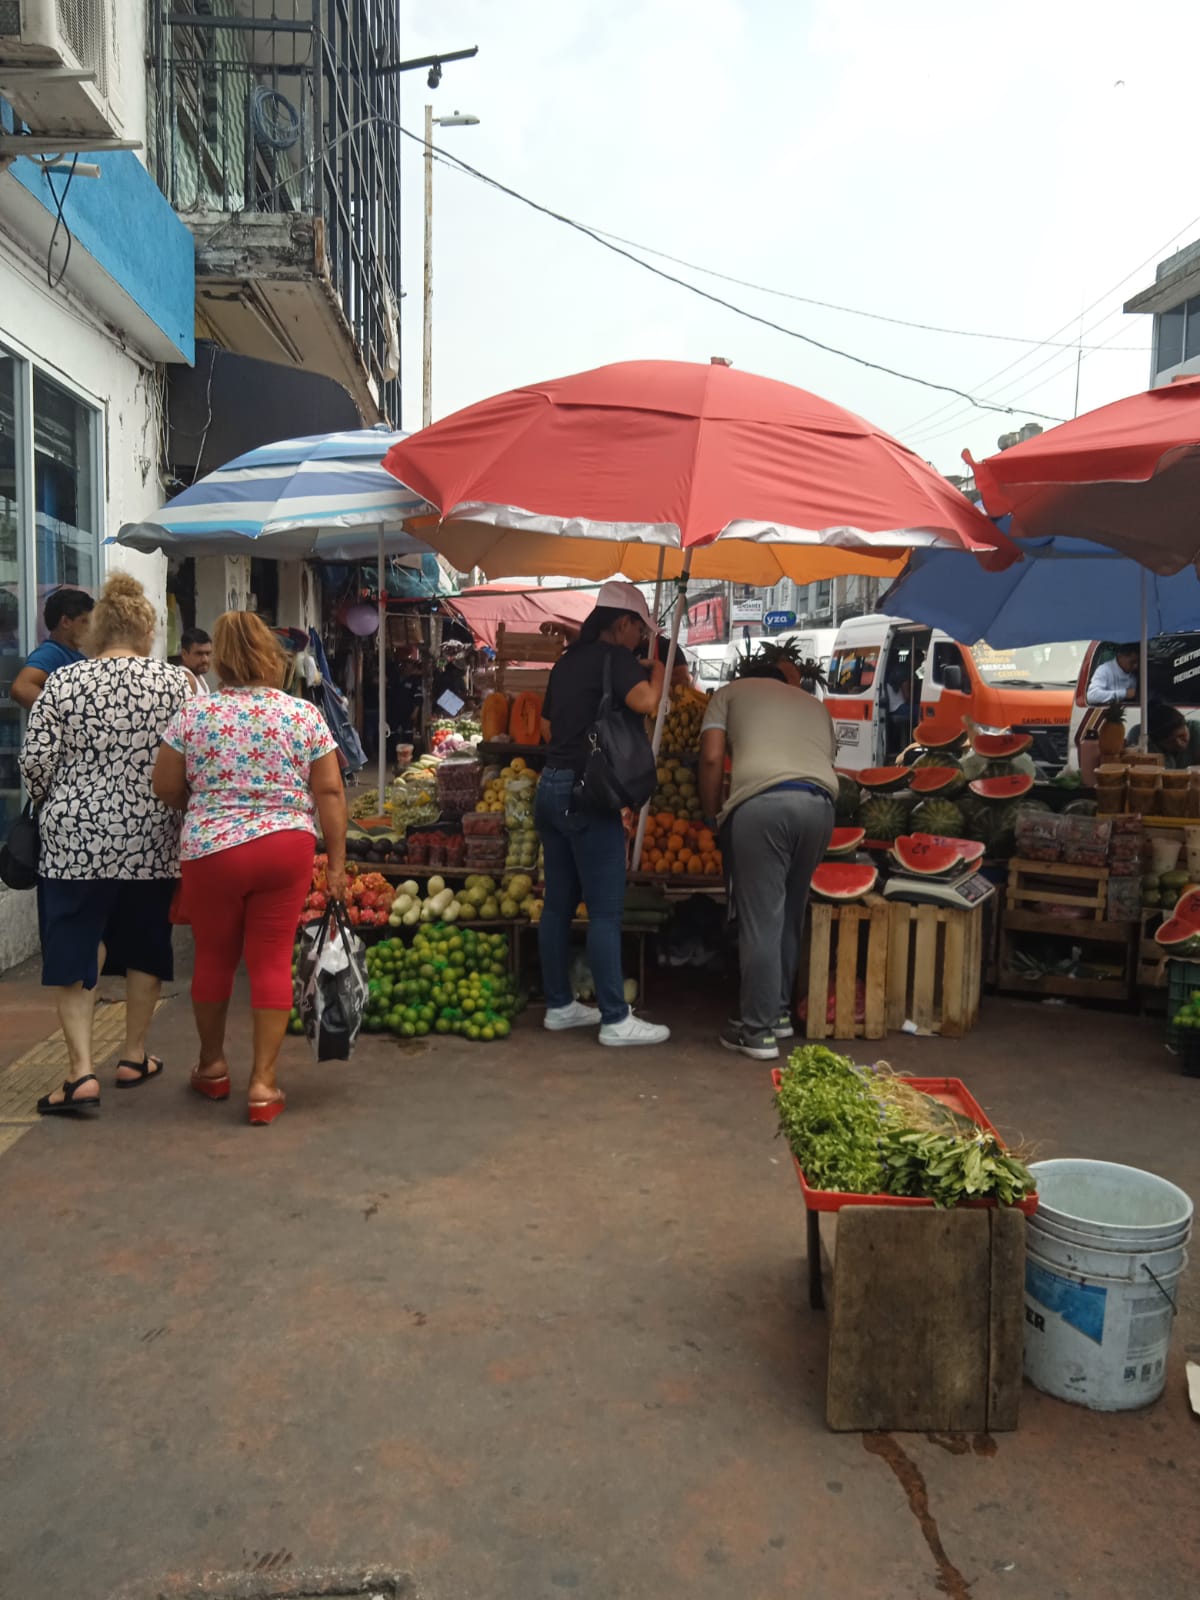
[
  {"xmin": 573, "ymin": 650, "xmax": 657, "ymax": 815},
  {"xmin": 0, "ymin": 801, "xmax": 40, "ymax": 891}
]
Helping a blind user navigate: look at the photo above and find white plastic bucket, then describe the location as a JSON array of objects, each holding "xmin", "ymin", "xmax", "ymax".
[{"xmin": 1024, "ymin": 1159, "xmax": 1193, "ymax": 1411}]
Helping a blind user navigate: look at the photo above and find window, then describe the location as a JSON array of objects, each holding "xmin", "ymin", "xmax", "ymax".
[
  {"xmin": 1155, "ymin": 294, "xmax": 1200, "ymax": 373},
  {"xmin": 931, "ymin": 641, "xmax": 967, "ymax": 686},
  {"xmin": 830, "ymin": 645, "xmax": 879, "ymax": 694},
  {"xmin": 0, "ymin": 343, "xmax": 101, "ymax": 834}
]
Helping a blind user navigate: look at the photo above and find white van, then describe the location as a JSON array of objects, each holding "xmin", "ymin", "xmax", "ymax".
[
  {"xmin": 721, "ymin": 628, "xmax": 839, "ymax": 695},
  {"xmin": 684, "ymin": 643, "xmax": 732, "ymax": 687},
  {"xmin": 825, "ymin": 613, "xmax": 1085, "ymax": 773}
]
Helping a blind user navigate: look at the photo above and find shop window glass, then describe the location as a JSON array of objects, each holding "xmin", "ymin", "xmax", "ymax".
[
  {"xmin": 0, "ymin": 355, "xmax": 24, "ymax": 829},
  {"xmin": 1185, "ymin": 297, "xmax": 1200, "ymax": 364},
  {"xmin": 32, "ymin": 372, "xmax": 98, "ymax": 623},
  {"xmin": 1157, "ymin": 304, "xmax": 1185, "ymax": 372},
  {"xmin": 830, "ymin": 645, "xmax": 879, "ymax": 693}
]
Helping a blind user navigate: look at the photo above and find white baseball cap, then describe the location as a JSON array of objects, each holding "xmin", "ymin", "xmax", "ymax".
[{"xmin": 595, "ymin": 580, "xmax": 654, "ymax": 629}]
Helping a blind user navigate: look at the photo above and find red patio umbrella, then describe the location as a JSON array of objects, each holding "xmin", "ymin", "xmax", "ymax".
[
  {"xmin": 386, "ymin": 359, "xmax": 1009, "ymax": 585},
  {"xmin": 967, "ymin": 375, "xmax": 1200, "ymax": 576}
]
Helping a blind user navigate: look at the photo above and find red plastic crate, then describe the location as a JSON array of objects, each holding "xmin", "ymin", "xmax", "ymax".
[{"xmin": 770, "ymin": 1068, "xmax": 1038, "ymax": 1216}]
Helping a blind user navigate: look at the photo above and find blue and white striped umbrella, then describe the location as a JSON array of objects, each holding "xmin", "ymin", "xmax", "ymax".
[{"xmin": 116, "ymin": 429, "xmax": 436, "ymax": 562}]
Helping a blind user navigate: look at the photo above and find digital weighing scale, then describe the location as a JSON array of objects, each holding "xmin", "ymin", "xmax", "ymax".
[{"xmin": 882, "ymin": 867, "xmax": 996, "ymax": 910}]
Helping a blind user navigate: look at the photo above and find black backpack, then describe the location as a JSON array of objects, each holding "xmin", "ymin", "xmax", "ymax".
[{"xmin": 573, "ymin": 649, "xmax": 657, "ymax": 815}]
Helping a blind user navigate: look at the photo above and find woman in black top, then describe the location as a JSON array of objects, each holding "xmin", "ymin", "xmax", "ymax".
[{"xmin": 537, "ymin": 581, "xmax": 670, "ymax": 1047}]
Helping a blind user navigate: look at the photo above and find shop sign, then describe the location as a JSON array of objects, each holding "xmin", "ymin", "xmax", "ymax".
[
  {"xmin": 731, "ymin": 596, "xmax": 764, "ymax": 625},
  {"xmin": 765, "ymin": 609, "xmax": 796, "ymax": 630}
]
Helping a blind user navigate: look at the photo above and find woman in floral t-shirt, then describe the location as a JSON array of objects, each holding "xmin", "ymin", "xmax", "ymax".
[{"xmin": 153, "ymin": 612, "xmax": 348, "ymax": 1124}]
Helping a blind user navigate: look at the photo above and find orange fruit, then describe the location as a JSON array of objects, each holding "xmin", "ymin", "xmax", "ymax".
[{"xmin": 671, "ymin": 859, "xmax": 685, "ymax": 875}]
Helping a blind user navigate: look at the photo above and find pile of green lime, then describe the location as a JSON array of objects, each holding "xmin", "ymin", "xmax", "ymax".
[{"xmin": 362, "ymin": 924, "xmax": 520, "ymax": 1040}]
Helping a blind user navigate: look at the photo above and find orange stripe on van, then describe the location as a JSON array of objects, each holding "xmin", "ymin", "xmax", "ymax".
[{"xmin": 824, "ymin": 698, "xmax": 873, "ymax": 721}]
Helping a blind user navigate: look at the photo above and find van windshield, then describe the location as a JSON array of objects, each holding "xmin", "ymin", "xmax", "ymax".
[{"xmin": 970, "ymin": 641, "xmax": 1088, "ymax": 692}]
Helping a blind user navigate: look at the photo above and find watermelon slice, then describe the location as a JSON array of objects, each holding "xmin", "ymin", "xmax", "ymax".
[
  {"xmin": 915, "ymin": 730, "xmax": 967, "ymax": 751},
  {"xmin": 1155, "ymin": 886, "xmax": 1200, "ymax": 950},
  {"xmin": 810, "ymin": 862, "xmax": 878, "ymax": 901},
  {"xmin": 970, "ymin": 729, "xmax": 1033, "ymax": 759},
  {"xmin": 909, "ymin": 766, "xmax": 963, "ymax": 795},
  {"xmin": 826, "ymin": 826, "xmax": 866, "ymax": 857},
  {"xmin": 891, "ymin": 834, "xmax": 968, "ymax": 876},
  {"xmin": 969, "ymin": 773, "xmax": 1035, "ymax": 801},
  {"xmin": 856, "ymin": 766, "xmax": 911, "ymax": 791}
]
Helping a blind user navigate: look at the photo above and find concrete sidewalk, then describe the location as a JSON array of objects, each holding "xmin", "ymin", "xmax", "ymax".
[{"xmin": 0, "ymin": 970, "xmax": 1197, "ymax": 1600}]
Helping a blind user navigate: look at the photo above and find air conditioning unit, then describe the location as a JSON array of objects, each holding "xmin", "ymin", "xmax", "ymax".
[{"xmin": 0, "ymin": 0, "xmax": 125, "ymax": 142}]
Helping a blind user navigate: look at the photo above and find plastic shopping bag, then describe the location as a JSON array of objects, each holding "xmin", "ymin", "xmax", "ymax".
[{"xmin": 296, "ymin": 903, "xmax": 369, "ymax": 1061}]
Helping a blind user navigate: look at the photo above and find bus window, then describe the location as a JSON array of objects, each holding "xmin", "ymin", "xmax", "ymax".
[{"xmin": 830, "ymin": 646, "xmax": 880, "ymax": 694}]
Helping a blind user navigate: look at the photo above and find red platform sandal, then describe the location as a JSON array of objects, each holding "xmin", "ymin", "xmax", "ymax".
[
  {"xmin": 190, "ymin": 1068, "xmax": 231, "ymax": 1102},
  {"xmin": 248, "ymin": 1092, "xmax": 285, "ymax": 1126}
]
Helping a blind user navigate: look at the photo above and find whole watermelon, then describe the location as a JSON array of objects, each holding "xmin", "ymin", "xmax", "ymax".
[
  {"xmin": 910, "ymin": 798, "xmax": 965, "ymax": 837},
  {"xmin": 859, "ymin": 794, "xmax": 910, "ymax": 843},
  {"xmin": 835, "ymin": 773, "xmax": 862, "ymax": 825}
]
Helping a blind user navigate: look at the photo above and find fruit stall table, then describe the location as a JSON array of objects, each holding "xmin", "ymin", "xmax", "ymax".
[{"xmin": 996, "ymin": 858, "xmax": 1137, "ymax": 1004}]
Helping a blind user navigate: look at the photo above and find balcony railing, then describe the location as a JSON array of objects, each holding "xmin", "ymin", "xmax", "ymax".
[{"xmin": 149, "ymin": 4, "xmax": 403, "ymax": 422}]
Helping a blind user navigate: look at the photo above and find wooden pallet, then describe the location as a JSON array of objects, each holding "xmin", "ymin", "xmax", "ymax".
[
  {"xmin": 1006, "ymin": 857, "xmax": 1109, "ymax": 921},
  {"xmin": 800, "ymin": 896, "xmax": 890, "ymax": 1041},
  {"xmin": 885, "ymin": 902, "xmax": 984, "ymax": 1037}
]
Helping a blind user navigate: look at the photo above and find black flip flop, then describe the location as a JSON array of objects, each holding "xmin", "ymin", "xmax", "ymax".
[
  {"xmin": 114, "ymin": 1055, "xmax": 164, "ymax": 1089},
  {"xmin": 37, "ymin": 1074, "xmax": 100, "ymax": 1115}
]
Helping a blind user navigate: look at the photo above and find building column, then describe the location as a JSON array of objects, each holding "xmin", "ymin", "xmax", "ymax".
[
  {"xmin": 193, "ymin": 555, "xmax": 250, "ymax": 630},
  {"xmin": 277, "ymin": 560, "xmax": 321, "ymax": 633}
]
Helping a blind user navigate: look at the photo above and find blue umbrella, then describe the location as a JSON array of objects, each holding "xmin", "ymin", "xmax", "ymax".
[
  {"xmin": 115, "ymin": 428, "xmax": 445, "ymax": 797},
  {"xmin": 881, "ymin": 535, "xmax": 1200, "ymax": 753},
  {"xmin": 879, "ymin": 535, "xmax": 1200, "ymax": 647}
]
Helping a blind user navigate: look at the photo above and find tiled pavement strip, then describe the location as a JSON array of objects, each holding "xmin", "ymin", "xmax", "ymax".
[{"xmin": 0, "ymin": 998, "xmax": 132, "ymax": 1150}]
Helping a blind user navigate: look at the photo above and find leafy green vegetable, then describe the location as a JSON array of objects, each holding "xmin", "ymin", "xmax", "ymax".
[{"xmin": 775, "ymin": 1044, "xmax": 1034, "ymax": 1206}]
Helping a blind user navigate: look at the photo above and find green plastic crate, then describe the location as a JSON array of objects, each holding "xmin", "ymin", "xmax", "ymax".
[{"xmin": 1165, "ymin": 958, "xmax": 1200, "ymax": 1052}]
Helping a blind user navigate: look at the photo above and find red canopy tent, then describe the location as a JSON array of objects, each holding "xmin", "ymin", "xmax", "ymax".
[{"xmin": 444, "ymin": 582, "xmax": 599, "ymax": 652}]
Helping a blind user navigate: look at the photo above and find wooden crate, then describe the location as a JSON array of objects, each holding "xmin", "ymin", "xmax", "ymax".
[
  {"xmin": 1006, "ymin": 858, "xmax": 1109, "ymax": 920},
  {"xmin": 800, "ymin": 896, "xmax": 890, "ymax": 1041},
  {"xmin": 885, "ymin": 902, "xmax": 983, "ymax": 1037},
  {"xmin": 826, "ymin": 1206, "xmax": 1024, "ymax": 1433}
]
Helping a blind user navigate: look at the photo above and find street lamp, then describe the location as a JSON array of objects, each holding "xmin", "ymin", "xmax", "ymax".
[{"xmin": 423, "ymin": 108, "xmax": 480, "ymax": 429}]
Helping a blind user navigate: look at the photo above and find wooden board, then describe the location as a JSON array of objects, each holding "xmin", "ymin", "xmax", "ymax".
[
  {"xmin": 826, "ymin": 1206, "xmax": 1024, "ymax": 1433},
  {"xmin": 885, "ymin": 904, "xmax": 983, "ymax": 1038},
  {"xmin": 802, "ymin": 898, "xmax": 889, "ymax": 1041},
  {"xmin": 1006, "ymin": 858, "xmax": 1109, "ymax": 920}
]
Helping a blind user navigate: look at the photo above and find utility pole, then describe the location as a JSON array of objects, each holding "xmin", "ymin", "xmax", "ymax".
[{"xmin": 422, "ymin": 103, "xmax": 434, "ymax": 430}]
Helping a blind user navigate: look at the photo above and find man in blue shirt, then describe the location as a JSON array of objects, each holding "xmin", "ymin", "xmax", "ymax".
[{"xmin": 11, "ymin": 588, "xmax": 94, "ymax": 711}]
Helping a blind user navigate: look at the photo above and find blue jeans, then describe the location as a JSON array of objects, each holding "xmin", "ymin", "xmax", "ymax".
[{"xmin": 535, "ymin": 767, "xmax": 629, "ymax": 1024}]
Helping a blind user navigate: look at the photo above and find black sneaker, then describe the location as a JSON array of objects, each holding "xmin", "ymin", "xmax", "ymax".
[
  {"xmin": 776, "ymin": 1013, "xmax": 795, "ymax": 1040},
  {"xmin": 720, "ymin": 1024, "xmax": 779, "ymax": 1061}
]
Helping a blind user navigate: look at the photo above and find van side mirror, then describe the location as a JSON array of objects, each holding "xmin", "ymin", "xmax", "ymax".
[{"xmin": 941, "ymin": 665, "xmax": 966, "ymax": 692}]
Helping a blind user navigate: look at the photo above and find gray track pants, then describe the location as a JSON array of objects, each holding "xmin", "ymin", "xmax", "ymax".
[{"xmin": 723, "ymin": 788, "xmax": 835, "ymax": 1036}]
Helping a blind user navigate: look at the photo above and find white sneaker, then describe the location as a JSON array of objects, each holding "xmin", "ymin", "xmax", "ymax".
[
  {"xmin": 599, "ymin": 1011, "xmax": 670, "ymax": 1047},
  {"xmin": 544, "ymin": 1000, "xmax": 601, "ymax": 1031}
]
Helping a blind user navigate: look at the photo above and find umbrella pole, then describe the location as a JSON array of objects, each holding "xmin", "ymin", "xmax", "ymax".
[
  {"xmin": 632, "ymin": 553, "xmax": 689, "ymax": 872},
  {"xmin": 378, "ymin": 526, "xmax": 388, "ymax": 802},
  {"xmin": 1139, "ymin": 566, "xmax": 1149, "ymax": 754}
]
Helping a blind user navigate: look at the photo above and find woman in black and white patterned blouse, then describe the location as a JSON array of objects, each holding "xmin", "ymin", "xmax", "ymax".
[{"xmin": 20, "ymin": 572, "xmax": 191, "ymax": 1115}]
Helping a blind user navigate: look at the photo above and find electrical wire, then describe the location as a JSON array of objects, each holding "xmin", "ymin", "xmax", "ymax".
[
  {"xmin": 583, "ymin": 225, "xmax": 1147, "ymax": 352},
  {"xmin": 43, "ymin": 154, "xmax": 79, "ymax": 292},
  {"xmin": 409, "ymin": 130, "xmax": 1064, "ymax": 423},
  {"xmin": 898, "ymin": 209, "xmax": 1200, "ymax": 444}
]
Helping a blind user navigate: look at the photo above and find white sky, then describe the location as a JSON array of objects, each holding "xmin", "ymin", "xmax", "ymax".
[{"xmin": 398, "ymin": 0, "xmax": 1198, "ymax": 477}]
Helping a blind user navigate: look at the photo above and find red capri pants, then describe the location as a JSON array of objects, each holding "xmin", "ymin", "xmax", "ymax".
[{"xmin": 182, "ymin": 830, "xmax": 314, "ymax": 1010}]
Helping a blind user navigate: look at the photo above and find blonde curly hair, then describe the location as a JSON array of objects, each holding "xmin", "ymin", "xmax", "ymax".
[{"xmin": 89, "ymin": 571, "xmax": 157, "ymax": 655}]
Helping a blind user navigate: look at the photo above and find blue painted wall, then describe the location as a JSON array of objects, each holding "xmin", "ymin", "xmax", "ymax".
[{"xmin": 2, "ymin": 102, "xmax": 194, "ymax": 363}]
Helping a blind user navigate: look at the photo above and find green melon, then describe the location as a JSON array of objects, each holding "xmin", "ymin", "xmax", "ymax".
[
  {"xmin": 859, "ymin": 794, "xmax": 910, "ymax": 843},
  {"xmin": 835, "ymin": 773, "xmax": 862, "ymax": 825},
  {"xmin": 910, "ymin": 798, "xmax": 965, "ymax": 837}
]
